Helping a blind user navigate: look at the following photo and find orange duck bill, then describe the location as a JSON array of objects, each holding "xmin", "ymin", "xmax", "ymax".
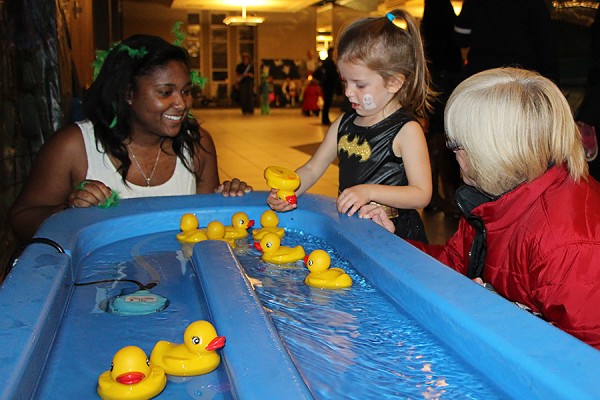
[
  {"xmin": 116, "ymin": 371, "xmax": 145, "ymax": 385},
  {"xmin": 285, "ymin": 195, "xmax": 297, "ymax": 204},
  {"xmin": 206, "ymin": 336, "xmax": 226, "ymax": 351}
]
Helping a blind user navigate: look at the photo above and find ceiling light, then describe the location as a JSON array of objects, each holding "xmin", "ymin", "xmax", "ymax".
[{"xmin": 223, "ymin": 5, "xmax": 265, "ymax": 26}]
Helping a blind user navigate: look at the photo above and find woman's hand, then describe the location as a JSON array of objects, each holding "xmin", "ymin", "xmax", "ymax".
[
  {"xmin": 358, "ymin": 203, "xmax": 396, "ymax": 233},
  {"xmin": 267, "ymin": 189, "xmax": 297, "ymax": 212},
  {"xmin": 215, "ymin": 178, "xmax": 253, "ymax": 197},
  {"xmin": 67, "ymin": 179, "xmax": 113, "ymax": 208}
]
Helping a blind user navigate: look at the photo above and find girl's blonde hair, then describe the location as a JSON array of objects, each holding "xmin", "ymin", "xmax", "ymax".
[
  {"xmin": 445, "ymin": 67, "xmax": 587, "ymax": 196},
  {"xmin": 336, "ymin": 9, "xmax": 432, "ymax": 119}
]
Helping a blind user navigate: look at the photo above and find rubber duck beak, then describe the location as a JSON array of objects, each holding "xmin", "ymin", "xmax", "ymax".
[
  {"xmin": 116, "ymin": 371, "xmax": 145, "ymax": 385},
  {"xmin": 206, "ymin": 336, "xmax": 226, "ymax": 351},
  {"xmin": 248, "ymin": 220, "xmax": 255, "ymax": 228},
  {"xmin": 253, "ymin": 241, "xmax": 263, "ymax": 251},
  {"xmin": 303, "ymin": 255, "xmax": 309, "ymax": 265}
]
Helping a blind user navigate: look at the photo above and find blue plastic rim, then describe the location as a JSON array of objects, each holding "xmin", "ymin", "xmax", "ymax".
[{"xmin": 1, "ymin": 192, "xmax": 599, "ymax": 400}]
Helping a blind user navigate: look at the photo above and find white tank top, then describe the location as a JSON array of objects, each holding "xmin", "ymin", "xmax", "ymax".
[{"xmin": 77, "ymin": 120, "xmax": 196, "ymax": 198}]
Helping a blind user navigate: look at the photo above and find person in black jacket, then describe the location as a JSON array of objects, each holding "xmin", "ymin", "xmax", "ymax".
[
  {"xmin": 453, "ymin": 0, "xmax": 560, "ymax": 85},
  {"xmin": 576, "ymin": 9, "xmax": 600, "ymax": 179},
  {"xmin": 235, "ymin": 52, "xmax": 255, "ymax": 115},
  {"xmin": 421, "ymin": 0, "xmax": 463, "ymax": 217},
  {"xmin": 317, "ymin": 47, "xmax": 339, "ymax": 125}
]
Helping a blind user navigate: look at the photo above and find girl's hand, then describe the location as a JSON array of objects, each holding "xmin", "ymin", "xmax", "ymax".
[
  {"xmin": 358, "ymin": 204, "xmax": 396, "ymax": 233},
  {"xmin": 67, "ymin": 179, "xmax": 113, "ymax": 208},
  {"xmin": 337, "ymin": 185, "xmax": 370, "ymax": 216},
  {"xmin": 267, "ymin": 189, "xmax": 297, "ymax": 212},
  {"xmin": 216, "ymin": 178, "xmax": 253, "ymax": 197}
]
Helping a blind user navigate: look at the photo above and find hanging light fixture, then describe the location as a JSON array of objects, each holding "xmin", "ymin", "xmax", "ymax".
[{"xmin": 223, "ymin": 4, "xmax": 265, "ymax": 26}]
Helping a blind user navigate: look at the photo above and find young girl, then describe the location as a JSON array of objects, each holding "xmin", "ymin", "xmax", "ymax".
[{"xmin": 267, "ymin": 10, "xmax": 433, "ymax": 242}]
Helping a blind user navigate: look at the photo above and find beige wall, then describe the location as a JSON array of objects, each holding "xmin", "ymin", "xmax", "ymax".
[
  {"xmin": 121, "ymin": 2, "xmax": 369, "ymax": 101},
  {"xmin": 332, "ymin": 6, "xmax": 370, "ymax": 41},
  {"xmin": 257, "ymin": 10, "xmax": 316, "ymax": 61},
  {"xmin": 123, "ymin": 2, "xmax": 189, "ymax": 41},
  {"xmin": 122, "ymin": 3, "xmax": 319, "ymax": 63}
]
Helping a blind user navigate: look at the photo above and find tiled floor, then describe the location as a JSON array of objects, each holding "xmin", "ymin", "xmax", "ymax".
[{"xmin": 199, "ymin": 107, "xmax": 458, "ymax": 244}]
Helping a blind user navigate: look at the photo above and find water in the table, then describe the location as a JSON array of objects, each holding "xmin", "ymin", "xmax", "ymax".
[
  {"xmin": 37, "ymin": 229, "xmax": 505, "ymax": 399},
  {"xmin": 238, "ymin": 230, "xmax": 504, "ymax": 399}
]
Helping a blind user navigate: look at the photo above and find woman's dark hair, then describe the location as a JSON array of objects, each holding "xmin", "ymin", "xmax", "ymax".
[{"xmin": 83, "ymin": 34, "xmax": 203, "ymax": 183}]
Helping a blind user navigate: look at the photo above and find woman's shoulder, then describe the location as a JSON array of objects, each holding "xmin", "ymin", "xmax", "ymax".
[
  {"xmin": 30, "ymin": 123, "xmax": 87, "ymax": 178},
  {"xmin": 188, "ymin": 126, "xmax": 217, "ymax": 168},
  {"xmin": 198, "ymin": 126, "xmax": 215, "ymax": 148},
  {"xmin": 46, "ymin": 123, "xmax": 86, "ymax": 152}
]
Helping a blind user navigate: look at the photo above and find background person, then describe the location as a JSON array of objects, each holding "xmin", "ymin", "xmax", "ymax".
[
  {"xmin": 9, "ymin": 34, "xmax": 252, "ymax": 241},
  {"xmin": 453, "ymin": 0, "xmax": 560, "ymax": 84},
  {"xmin": 576, "ymin": 9, "xmax": 600, "ymax": 179},
  {"xmin": 235, "ymin": 52, "xmax": 255, "ymax": 115},
  {"xmin": 316, "ymin": 47, "xmax": 340, "ymax": 125},
  {"xmin": 301, "ymin": 78, "xmax": 323, "ymax": 117},
  {"xmin": 421, "ymin": 0, "xmax": 463, "ymax": 217},
  {"xmin": 259, "ymin": 71, "xmax": 272, "ymax": 115}
]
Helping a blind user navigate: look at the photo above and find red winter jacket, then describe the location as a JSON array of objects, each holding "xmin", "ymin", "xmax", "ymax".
[{"xmin": 411, "ymin": 165, "xmax": 600, "ymax": 350}]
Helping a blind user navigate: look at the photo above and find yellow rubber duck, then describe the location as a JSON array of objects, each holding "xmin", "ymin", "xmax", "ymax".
[
  {"xmin": 253, "ymin": 232, "xmax": 305, "ymax": 265},
  {"xmin": 252, "ymin": 210, "xmax": 285, "ymax": 241},
  {"xmin": 202, "ymin": 220, "xmax": 236, "ymax": 248},
  {"xmin": 176, "ymin": 213, "xmax": 208, "ymax": 243},
  {"xmin": 224, "ymin": 211, "xmax": 255, "ymax": 240},
  {"xmin": 304, "ymin": 249, "xmax": 353, "ymax": 289},
  {"xmin": 150, "ymin": 320, "xmax": 226, "ymax": 376},
  {"xmin": 97, "ymin": 345, "xmax": 166, "ymax": 400},
  {"xmin": 264, "ymin": 166, "xmax": 301, "ymax": 204}
]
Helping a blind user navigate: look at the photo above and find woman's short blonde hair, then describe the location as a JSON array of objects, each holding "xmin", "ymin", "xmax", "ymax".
[{"xmin": 445, "ymin": 67, "xmax": 587, "ymax": 196}]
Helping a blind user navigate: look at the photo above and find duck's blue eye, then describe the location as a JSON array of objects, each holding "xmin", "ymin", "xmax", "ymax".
[{"xmin": 192, "ymin": 336, "xmax": 200, "ymax": 345}]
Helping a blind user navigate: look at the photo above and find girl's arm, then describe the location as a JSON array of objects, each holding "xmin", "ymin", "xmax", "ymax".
[
  {"xmin": 268, "ymin": 116, "xmax": 341, "ymax": 211},
  {"xmin": 337, "ymin": 120, "xmax": 432, "ymax": 216},
  {"xmin": 296, "ymin": 117, "xmax": 340, "ymax": 195},
  {"xmin": 8, "ymin": 125, "xmax": 110, "ymax": 241}
]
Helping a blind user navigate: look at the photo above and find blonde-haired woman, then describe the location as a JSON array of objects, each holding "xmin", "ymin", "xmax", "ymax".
[
  {"xmin": 366, "ymin": 67, "xmax": 600, "ymax": 350},
  {"xmin": 445, "ymin": 67, "xmax": 587, "ymax": 194}
]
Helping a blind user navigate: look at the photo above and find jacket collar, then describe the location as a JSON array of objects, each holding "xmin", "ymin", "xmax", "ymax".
[
  {"xmin": 467, "ymin": 165, "xmax": 570, "ymax": 226},
  {"xmin": 455, "ymin": 185, "xmax": 497, "ymax": 218},
  {"xmin": 455, "ymin": 165, "xmax": 570, "ymax": 279}
]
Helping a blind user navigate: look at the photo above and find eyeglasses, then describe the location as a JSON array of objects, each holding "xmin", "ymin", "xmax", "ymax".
[
  {"xmin": 446, "ymin": 139, "xmax": 464, "ymax": 152},
  {"xmin": 386, "ymin": 13, "xmax": 408, "ymax": 30}
]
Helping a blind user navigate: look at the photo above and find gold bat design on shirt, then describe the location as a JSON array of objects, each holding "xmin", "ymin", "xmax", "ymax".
[{"xmin": 338, "ymin": 134, "xmax": 371, "ymax": 162}]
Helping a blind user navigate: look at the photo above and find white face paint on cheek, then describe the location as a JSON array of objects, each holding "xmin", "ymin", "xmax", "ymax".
[{"xmin": 362, "ymin": 94, "xmax": 376, "ymax": 110}]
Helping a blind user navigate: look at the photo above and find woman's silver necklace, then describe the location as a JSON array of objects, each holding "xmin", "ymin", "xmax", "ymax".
[{"xmin": 127, "ymin": 144, "xmax": 161, "ymax": 187}]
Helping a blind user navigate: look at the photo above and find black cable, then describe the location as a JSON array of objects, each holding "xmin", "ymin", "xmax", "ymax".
[
  {"xmin": 4, "ymin": 237, "xmax": 66, "ymax": 280},
  {"xmin": 74, "ymin": 279, "xmax": 157, "ymax": 290}
]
